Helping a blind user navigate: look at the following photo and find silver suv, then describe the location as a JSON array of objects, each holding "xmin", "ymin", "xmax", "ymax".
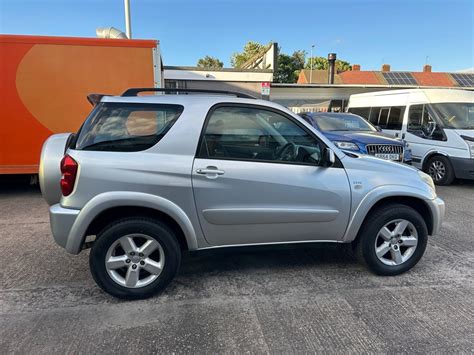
[{"xmin": 40, "ymin": 88, "xmax": 445, "ymax": 299}]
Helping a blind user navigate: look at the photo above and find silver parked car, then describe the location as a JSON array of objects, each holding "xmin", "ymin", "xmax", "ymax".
[{"xmin": 40, "ymin": 89, "xmax": 445, "ymax": 299}]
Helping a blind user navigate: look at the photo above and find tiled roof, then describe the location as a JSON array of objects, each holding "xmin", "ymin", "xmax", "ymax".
[
  {"xmin": 338, "ymin": 71, "xmax": 380, "ymax": 85},
  {"xmin": 298, "ymin": 69, "xmax": 342, "ymax": 84},
  {"xmin": 412, "ymin": 72, "xmax": 455, "ymax": 87},
  {"xmin": 297, "ymin": 69, "xmax": 472, "ymax": 88}
]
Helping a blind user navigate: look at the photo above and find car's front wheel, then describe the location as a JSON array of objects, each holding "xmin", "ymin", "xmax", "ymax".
[
  {"xmin": 354, "ymin": 204, "xmax": 428, "ymax": 276},
  {"xmin": 89, "ymin": 218, "xmax": 181, "ymax": 299}
]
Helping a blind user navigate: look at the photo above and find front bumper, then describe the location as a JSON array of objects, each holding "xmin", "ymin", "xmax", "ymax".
[
  {"xmin": 426, "ymin": 197, "xmax": 445, "ymax": 236},
  {"xmin": 49, "ymin": 204, "xmax": 80, "ymax": 252},
  {"xmin": 451, "ymin": 157, "xmax": 474, "ymax": 180}
]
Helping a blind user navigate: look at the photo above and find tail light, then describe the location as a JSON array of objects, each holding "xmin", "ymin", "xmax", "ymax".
[{"xmin": 60, "ymin": 155, "xmax": 78, "ymax": 196}]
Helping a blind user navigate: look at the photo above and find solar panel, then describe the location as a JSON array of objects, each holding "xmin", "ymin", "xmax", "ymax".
[
  {"xmin": 451, "ymin": 73, "xmax": 474, "ymax": 87},
  {"xmin": 382, "ymin": 72, "xmax": 418, "ymax": 85}
]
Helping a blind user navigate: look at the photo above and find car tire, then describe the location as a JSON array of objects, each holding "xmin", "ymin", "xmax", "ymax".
[
  {"xmin": 89, "ymin": 218, "xmax": 181, "ymax": 300},
  {"xmin": 425, "ymin": 155, "xmax": 455, "ymax": 186},
  {"xmin": 353, "ymin": 203, "xmax": 428, "ymax": 276}
]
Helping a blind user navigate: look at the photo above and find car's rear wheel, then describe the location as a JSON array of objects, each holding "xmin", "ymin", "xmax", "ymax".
[
  {"xmin": 354, "ymin": 204, "xmax": 428, "ymax": 276},
  {"xmin": 425, "ymin": 155, "xmax": 455, "ymax": 185},
  {"xmin": 89, "ymin": 218, "xmax": 181, "ymax": 299}
]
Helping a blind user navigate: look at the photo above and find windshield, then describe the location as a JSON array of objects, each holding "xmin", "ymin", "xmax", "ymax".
[
  {"xmin": 430, "ymin": 103, "xmax": 474, "ymax": 129},
  {"xmin": 314, "ymin": 114, "xmax": 376, "ymax": 132}
]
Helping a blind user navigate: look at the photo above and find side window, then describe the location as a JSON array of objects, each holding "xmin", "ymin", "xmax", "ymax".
[
  {"xmin": 369, "ymin": 107, "xmax": 382, "ymax": 126},
  {"xmin": 378, "ymin": 108, "xmax": 390, "ymax": 128},
  {"xmin": 347, "ymin": 107, "xmax": 370, "ymax": 120},
  {"xmin": 75, "ymin": 103, "xmax": 184, "ymax": 151},
  {"xmin": 408, "ymin": 104, "xmax": 442, "ymax": 140},
  {"xmin": 199, "ymin": 106, "xmax": 323, "ymax": 165},
  {"xmin": 386, "ymin": 106, "xmax": 405, "ymax": 130},
  {"xmin": 408, "ymin": 105, "xmax": 424, "ymax": 131}
]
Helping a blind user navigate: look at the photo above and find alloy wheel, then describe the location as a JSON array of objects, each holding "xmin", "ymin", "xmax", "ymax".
[
  {"xmin": 374, "ymin": 219, "xmax": 418, "ymax": 266},
  {"xmin": 105, "ymin": 234, "xmax": 165, "ymax": 288}
]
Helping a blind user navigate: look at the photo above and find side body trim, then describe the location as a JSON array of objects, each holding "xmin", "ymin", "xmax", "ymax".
[{"xmin": 202, "ymin": 208, "xmax": 339, "ymax": 225}]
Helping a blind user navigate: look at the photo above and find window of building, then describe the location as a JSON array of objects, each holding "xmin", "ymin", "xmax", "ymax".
[{"xmin": 164, "ymin": 80, "xmax": 187, "ymax": 89}]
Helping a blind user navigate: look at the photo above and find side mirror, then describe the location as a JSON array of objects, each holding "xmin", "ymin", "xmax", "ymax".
[
  {"xmin": 375, "ymin": 125, "xmax": 382, "ymax": 132},
  {"xmin": 324, "ymin": 147, "xmax": 336, "ymax": 167}
]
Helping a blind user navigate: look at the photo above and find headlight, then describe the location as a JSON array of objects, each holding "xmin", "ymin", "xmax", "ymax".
[
  {"xmin": 334, "ymin": 141, "xmax": 359, "ymax": 151},
  {"xmin": 463, "ymin": 137, "xmax": 474, "ymax": 158},
  {"xmin": 418, "ymin": 170, "xmax": 435, "ymax": 191}
]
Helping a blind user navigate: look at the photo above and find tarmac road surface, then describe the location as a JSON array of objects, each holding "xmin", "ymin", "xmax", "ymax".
[{"xmin": 1, "ymin": 179, "xmax": 473, "ymax": 353}]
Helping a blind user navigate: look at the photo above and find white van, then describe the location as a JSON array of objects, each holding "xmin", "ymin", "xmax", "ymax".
[{"xmin": 347, "ymin": 89, "xmax": 474, "ymax": 185}]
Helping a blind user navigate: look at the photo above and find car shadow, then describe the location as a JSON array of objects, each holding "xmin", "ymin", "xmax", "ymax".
[{"xmin": 180, "ymin": 242, "xmax": 358, "ymax": 275}]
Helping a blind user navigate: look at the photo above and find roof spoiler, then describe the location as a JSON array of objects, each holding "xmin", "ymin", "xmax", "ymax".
[{"xmin": 87, "ymin": 93, "xmax": 110, "ymax": 106}]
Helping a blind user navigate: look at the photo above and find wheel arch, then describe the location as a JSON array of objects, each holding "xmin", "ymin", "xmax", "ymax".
[
  {"xmin": 65, "ymin": 191, "xmax": 200, "ymax": 254},
  {"xmin": 344, "ymin": 187, "xmax": 436, "ymax": 243},
  {"xmin": 85, "ymin": 206, "xmax": 189, "ymax": 252},
  {"xmin": 421, "ymin": 151, "xmax": 450, "ymax": 171}
]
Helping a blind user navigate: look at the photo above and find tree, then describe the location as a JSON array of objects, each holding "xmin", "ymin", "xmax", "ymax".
[
  {"xmin": 304, "ymin": 56, "xmax": 352, "ymax": 71},
  {"xmin": 274, "ymin": 50, "xmax": 306, "ymax": 83},
  {"xmin": 197, "ymin": 55, "xmax": 224, "ymax": 69},
  {"xmin": 231, "ymin": 41, "xmax": 267, "ymax": 68}
]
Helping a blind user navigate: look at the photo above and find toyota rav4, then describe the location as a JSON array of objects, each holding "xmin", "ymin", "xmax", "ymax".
[{"xmin": 40, "ymin": 88, "xmax": 445, "ymax": 299}]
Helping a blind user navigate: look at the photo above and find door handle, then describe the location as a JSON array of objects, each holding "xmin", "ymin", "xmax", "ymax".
[{"xmin": 196, "ymin": 167, "xmax": 225, "ymax": 175}]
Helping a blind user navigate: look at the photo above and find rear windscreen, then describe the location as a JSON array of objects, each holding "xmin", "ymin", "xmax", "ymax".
[{"xmin": 74, "ymin": 103, "xmax": 184, "ymax": 152}]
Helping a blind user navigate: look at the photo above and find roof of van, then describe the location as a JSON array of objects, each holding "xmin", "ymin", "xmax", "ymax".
[{"xmin": 349, "ymin": 88, "xmax": 473, "ymax": 102}]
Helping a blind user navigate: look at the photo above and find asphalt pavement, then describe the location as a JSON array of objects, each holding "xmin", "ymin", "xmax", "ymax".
[{"xmin": 1, "ymin": 178, "xmax": 473, "ymax": 353}]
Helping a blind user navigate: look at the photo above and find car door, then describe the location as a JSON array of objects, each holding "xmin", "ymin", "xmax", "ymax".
[
  {"xmin": 406, "ymin": 104, "xmax": 447, "ymax": 167},
  {"xmin": 192, "ymin": 104, "xmax": 351, "ymax": 246}
]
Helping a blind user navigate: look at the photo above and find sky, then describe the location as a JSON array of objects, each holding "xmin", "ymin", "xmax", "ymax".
[{"xmin": 1, "ymin": 0, "xmax": 473, "ymax": 72}]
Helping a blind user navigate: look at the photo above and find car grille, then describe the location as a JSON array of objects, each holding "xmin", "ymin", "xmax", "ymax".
[{"xmin": 366, "ymin": 144, "xmax": 403, "ymax": 160}]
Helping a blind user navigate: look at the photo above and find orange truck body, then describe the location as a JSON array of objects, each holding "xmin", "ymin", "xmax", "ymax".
[{"xmin": 0, "ymin": 34, "xmax": 160, "ymax": 174}]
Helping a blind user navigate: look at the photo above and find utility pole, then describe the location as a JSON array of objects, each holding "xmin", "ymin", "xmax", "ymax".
[
  {"xmin": 309, "ymin": 44, "xmax": 315, "ymax": 84},
  {"xmin": 124, "ymin": 0, "xmax": 132, "ymax": 39}
]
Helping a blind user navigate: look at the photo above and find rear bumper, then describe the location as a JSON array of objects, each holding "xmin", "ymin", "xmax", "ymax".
[
  {"xmin": 451, "ymin": 157, "xmax": 474, "ymax": 180},
  {"xmin": 426, "ymin": 197, "xmax": 445, "ymax": 236},
  {"xmin": 49, "ymin": 204, "xmax": 80, "ymax": 253}
]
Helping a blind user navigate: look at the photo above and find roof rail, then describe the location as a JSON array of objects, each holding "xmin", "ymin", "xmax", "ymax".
[{"xmin": 121, "ymin": 88, "xmax": 257, "ymax": 99}]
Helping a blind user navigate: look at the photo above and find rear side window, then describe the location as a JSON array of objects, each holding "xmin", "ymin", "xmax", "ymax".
[
  {"xmin": 386, "ymin": 106, "xmax": 405, "ymax": 129},
  {"xmin": 347, "ymin": 107, "xmax": 370, "ymax": 119},
  {"xmin": 364, "ymin": 106, "xmax": 405, "ymax": 129},
  {"xmin": 75, "ymin": 103, "xmax": 184, "ymax": 151}
]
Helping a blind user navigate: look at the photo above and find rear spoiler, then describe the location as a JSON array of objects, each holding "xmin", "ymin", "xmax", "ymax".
[{"xmin": 87, "ymin": 93, "xmax": 110, "ymax": 106}]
